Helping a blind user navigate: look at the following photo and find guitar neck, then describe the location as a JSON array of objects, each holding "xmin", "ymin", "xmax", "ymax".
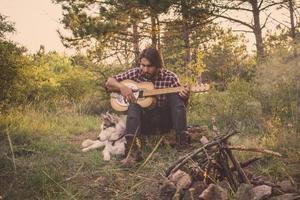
[{"xmin": 143, "ymin": 86, "xmax": 184, "ymax": 97}]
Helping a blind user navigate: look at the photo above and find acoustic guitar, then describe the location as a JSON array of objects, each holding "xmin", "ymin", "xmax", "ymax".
[{"xmin": 110, "ymin": 80, "xmax": 209, "ymax": 112}]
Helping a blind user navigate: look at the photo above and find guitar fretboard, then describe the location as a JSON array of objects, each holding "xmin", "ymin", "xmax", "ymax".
[{"xmin": 143, "ymin": 86, "xmax": 184, "ymax": 97}]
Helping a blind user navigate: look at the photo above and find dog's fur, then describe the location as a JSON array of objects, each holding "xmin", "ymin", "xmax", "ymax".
[{"xmin": 81, "ymin": 112, "xmax": 126, "ymax": 161}]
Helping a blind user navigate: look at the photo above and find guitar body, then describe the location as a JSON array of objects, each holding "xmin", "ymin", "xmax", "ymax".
[{"xmin": 110, "ymin": 80, "xmax": 156, "ymax": 112}]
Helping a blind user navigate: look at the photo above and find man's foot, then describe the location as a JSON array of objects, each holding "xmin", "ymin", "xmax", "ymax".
[
  {"xmin": 176, "ymin": 131, "xmax": 191, "ymax": 151},
  {"xmin": 120, "ymin": 150, "xmax": 143, "ymax": 166},
  {"xmin": 121, "ymin": 136, "xmax": 143, "ymax": 166},
  {"xmin": 121, "ymin": 156, "xmax": 136, "ymax": 166}
]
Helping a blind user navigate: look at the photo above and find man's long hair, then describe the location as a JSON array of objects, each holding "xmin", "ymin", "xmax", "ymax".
[{"xmin": 139, "ymin": 47, "xmax": 164, "ymax": 68}]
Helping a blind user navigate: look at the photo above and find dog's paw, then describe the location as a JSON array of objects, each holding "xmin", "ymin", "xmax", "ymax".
[
  {"xmin": 103, "ymin": 151, "xmax": 111, "ymax": 161},
  {"xmin": 82, "ymin": 147, "xmax": 89, "ymax": 152},
  {"xmin": 81, "ymin": 139, "xmax": 94, "ymax": 148}
]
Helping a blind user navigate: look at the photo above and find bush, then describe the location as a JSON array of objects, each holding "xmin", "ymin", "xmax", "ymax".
[
  {"xmin": 256, "ymin": 54, "xmax": 300, "ymax": 131},
  {"xmin": 0, "ymin": 40, "xmax": 28, "ymax": 103},
  {"xmin": 3, "ymin": 52, "xmax": 98, "ymax": 110},
  {"xmin": 189, "ymin": 79, "xmax": 263, "ymax": 133}
]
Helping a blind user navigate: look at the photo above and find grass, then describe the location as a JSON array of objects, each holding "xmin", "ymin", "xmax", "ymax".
[
  {"xmin": 0, "ymin": 107, "xmax": 101, "ymax": 199},
  {"xmin": 0, "ymin": 107, "xmax": 181, "ymax": 199},
  {"xmin": 0, "ymin": 106, "xmax": 299, "ymax": 199}
]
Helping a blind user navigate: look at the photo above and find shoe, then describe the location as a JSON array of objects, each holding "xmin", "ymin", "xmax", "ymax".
[
  {"xmin": 175, "ymin": 131, "xmax": 191, "ymax": 151},
  {"xmin": 121, "ymin": 135, "xmax": 143, "ymax": 166}
]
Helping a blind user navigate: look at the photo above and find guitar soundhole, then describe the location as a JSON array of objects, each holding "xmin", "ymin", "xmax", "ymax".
[
  {"xmin": 114, "ymin": 82, "xmax": 141, "ymax": 106},
  {"xmin": 116, "ymin": 94, "xmax": 128, "ymax": 106}
]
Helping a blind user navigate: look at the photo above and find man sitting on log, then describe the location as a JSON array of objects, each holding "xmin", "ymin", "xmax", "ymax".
[{"xmin": 105, "ymin": 47, "xmax": 190, "ymax": 164}]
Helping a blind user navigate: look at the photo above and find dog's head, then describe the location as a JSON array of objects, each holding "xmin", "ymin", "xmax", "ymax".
[{"xmin": 98, "ymin": 112, "xmax": 125, "ymax": 141}]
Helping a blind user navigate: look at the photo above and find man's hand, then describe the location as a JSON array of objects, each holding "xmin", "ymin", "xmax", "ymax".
[
  {"xmin": 120, "ymin": 84, "xmax": 136, "ymax": 103},
  {"xmin": 179, "ymin": 86, "xmax": 190, "ymax": 99}
]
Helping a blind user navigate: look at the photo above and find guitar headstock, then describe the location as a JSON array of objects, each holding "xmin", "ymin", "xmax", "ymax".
[{"xmin": 190, "ymin": 83, "xmax": 210, "ymax": 93}]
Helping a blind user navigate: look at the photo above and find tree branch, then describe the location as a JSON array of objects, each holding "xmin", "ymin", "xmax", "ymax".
[
  {"xmin": 260, "ymin": 2, "xmax": 283, "ymax": 11},
  {"xmin": 258, "ymin": 0, "xmax": 264, "ymax": 10},
  {"xmin": 268, "ymin": 14, "xmax": 290, "ymax": 28},
  {"xmin": 232, "ymin": 29, "xmax": 254, "ymax": 33},
  {"xmin": 212, "ymin": 3, "xmax": 253, "ymax": 12},
  {"xmin": 213, "ymin": 14, "xmax": 254, "ymax": 30},
  {"xmin": 261, "ymin": 12, "xmax": 271, "ymax": 29}
]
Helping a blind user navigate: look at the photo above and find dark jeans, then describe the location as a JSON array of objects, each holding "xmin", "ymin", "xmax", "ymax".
[{"xmin": 125, "ymin": 93, "xmax": 187, "ymax": 137}]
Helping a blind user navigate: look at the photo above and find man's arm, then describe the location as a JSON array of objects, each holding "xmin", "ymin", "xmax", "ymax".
[
  {"xmin": 169, "ymin": 73, "xmax": 190, "ymax": 100},
  {"xmin": 105, "ymin": 77, "xmax": 136, "ymax": 103},
  {"xmin": 105, "ymin": 77, "xmax": 124, "ymax": 92}
]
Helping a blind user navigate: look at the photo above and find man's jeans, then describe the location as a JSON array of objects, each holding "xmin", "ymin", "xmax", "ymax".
[{"xmin": 125, "ymin": 93, "xmax": 187, "ymax": 137}]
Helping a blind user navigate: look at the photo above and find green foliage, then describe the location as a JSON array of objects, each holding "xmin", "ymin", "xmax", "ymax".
[
  {"xmin": 189, "ymin": 79, "xmax": 263, "ymax": 133},
  {"xmin": 203, "ymin": 29, "xmax": 256, "ymax": 90},
  {"xmin": 0, "ymin": 13, "xmax": 27, "ymax": 106},
  {"xmin": 189, "ymin": 45, "xmax": 300, "ymax": 134},
  {"xmin": 0, "ymin": 40, "xmax": 28, "ymax": 104},
  {"xmin": 256, "ymin": 52, "xmax": 300, "ymax": 131},
  {"xmin": 0, "ymin": 13, "xmax": 15, "ymax": 38},
  {"xmin": 2, "ymin": 51, "xmax": 97, "ymax": 109},
  {"xmin": 264, "ymin": 25, "xmax": 300, "ymax": 60},
  {"xmin": 0, "ymin": 43, "xmax": 129, "ymax": 114},
  {"xmin": 162, "ymin": 20, "xmax": 219, "ymax": 69},
  {"xmin": 54, "ymin": 0, "xmax": 146, "ymax": 61},
  {"xmin": 162, "ymin": 27, "xmax": 256, "ymax": 89}
]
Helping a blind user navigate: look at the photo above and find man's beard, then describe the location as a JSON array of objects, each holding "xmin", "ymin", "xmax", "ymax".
[{"xmin": 142, "ymin": 72, "xmax": 155, "ymax": 79}]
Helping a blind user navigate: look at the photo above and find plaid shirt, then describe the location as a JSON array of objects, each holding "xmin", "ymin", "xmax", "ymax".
[{"xmin": 114, "ymin": 67, "xmax": 181, "ymax": 106}]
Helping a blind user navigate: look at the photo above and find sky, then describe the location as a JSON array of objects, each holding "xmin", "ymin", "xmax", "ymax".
[{"xmin": 0, "ymin": 0, "xmax": 71, "ymax": 54}]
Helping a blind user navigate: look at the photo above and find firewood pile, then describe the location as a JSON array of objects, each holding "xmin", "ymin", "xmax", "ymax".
[{"xmin": 159, "ymin": 118, "xmax": 299, "ymax": 200}]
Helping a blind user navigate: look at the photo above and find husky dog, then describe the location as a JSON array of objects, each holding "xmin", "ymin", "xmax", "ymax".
[{"xmin": 81, "ymin": 112, "xmax": 126, "ymax": 161}]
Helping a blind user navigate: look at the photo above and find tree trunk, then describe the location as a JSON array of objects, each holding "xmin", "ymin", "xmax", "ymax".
[
  {"xmin": 250, "ymin": 0, "xmax": 264, "ymax": 62},
  {"xmin": 156, "ymin": 15, "xmax": 165, "ymax": 67},
  {"xmin": 182, "ymin": 21, "xmax": 191, "ymax": 67},
  {"xmin": 181, "ymin": 0, "xmax": 191, "ymax": 67},
  {"xmin": 157, "ymin": 15, "xmax": 161, "ymax": 52},
  {"xmin": 132, "ymin": 21, "xmax": 140, "ymax": 66},
  {"xmin": 151, "ymin": 13, "xmax": 157, "ymax": 48},
  {"xmin": 288, "ymin": 0, "xmax": 297, "ymax": 57}
]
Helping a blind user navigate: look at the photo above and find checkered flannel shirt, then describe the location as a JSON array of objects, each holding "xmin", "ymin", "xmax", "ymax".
[{"xmin": 113, "ymin": 67, "xmax": 181, "ymax": 107}]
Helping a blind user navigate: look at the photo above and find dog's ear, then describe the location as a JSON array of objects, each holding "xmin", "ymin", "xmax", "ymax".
[
  {"xmin": 110, "ymin": 113, "xmax": 120, "ymax": 124},
  {"xmin": 101, "ymin": 112, "xmax": 119, "ymax": 128},
  {"xmin": 101, "ymin": 113, "xmax": 108, "ymax": 121},
  {"xmin": 105, "ymin": 112, "xmax": 119, "ymax": 124},
  {"xmin": 101, "ymin": 113, "xmax": 111, "ymax": 126},
  {"xmin": 106, "ymin": 112, "xmax": 115, "ymax": 121}
]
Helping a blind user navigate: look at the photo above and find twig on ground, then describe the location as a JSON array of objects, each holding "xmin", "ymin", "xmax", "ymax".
[
  {"xmin": 6, "ymin": 128, "xmax": 16, "ymax": 172},
  {"xmin": 129, "ymin": 173, "xmax": 160, "ymax": 182},
  {"xmin": 64, "ymin": 163, "xmax": 84, "ymax": 182},
  {"xmin": 137, "ymin": 136, "xmax": 164, "ymax": 172},
  {"xmin": 125, "ymin": 127, "xmax": 140, "ymax": 161},
  {"xmin": 226, "ymin": 145, "xmax": 282, "ymax": 157},
  {"xmin": 42, "ymin": 170, "xmax": 78, "ymax": 200}
]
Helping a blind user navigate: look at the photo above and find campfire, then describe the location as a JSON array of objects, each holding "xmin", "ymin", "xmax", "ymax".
[{"xmin": 159, "ymin": 118, "xmax": 299, "ymax": 200}]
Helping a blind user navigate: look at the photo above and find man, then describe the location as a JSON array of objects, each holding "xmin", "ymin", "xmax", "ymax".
[{"xmin": 105, "ymin": 47, "xmax": 190, "ymax": 163}]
